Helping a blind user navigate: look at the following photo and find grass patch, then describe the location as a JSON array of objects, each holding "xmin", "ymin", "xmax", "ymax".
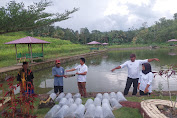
[{"xmin": 113, "ymin": 107, "xmax": 142, "ymax": 118}]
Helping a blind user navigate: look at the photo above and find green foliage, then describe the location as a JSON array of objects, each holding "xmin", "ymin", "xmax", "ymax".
[{"xmin": 0, "ymin": 0, "xmax": 78, "ymax": 34}]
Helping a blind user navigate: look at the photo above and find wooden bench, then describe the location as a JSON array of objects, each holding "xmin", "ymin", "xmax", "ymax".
[{"xmin": 90, "ymin": 47, "xmax": 99, "ymax": 51}]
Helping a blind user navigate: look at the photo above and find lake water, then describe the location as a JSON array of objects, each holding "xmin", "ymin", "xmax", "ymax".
[{"xmin": 11, "ymin": 48, "xmax": 177, "ymax": 94}]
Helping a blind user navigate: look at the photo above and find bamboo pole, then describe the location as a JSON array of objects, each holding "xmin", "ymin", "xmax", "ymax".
[
  {"xmin": 15, "ymin": 44, "xmax": 18, "ymax": 63},
  {"xmin": 30, "ymin": 44, "xmax": 33, "ymax": 63}
]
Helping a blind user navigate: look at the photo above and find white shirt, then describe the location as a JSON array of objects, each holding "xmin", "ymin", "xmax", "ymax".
[
  {"xmin": 120, "ymin": 59, "xmax": 148, "ymax": 79},
  {"xmin": 138, "ymin": 72, "xmax": 153, "ymax": 93},
  {"xmin": 75, "ymin": 64, "xmax": 88, "ymax": 82}
]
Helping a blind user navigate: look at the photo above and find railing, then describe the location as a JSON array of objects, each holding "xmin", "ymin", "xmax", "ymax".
[{"xmin": 17, "ymin": 53, "xmax": 43, "ymax": 59}]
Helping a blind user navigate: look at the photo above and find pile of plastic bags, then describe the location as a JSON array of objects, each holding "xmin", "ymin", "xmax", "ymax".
[{"xmin": 45, "ymin": 91, "xmax": 127, "ymax": 118}]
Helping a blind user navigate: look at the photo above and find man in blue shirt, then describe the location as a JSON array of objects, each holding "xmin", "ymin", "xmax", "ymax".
[{"xmin": 52, "ymin": 60, "xmax": 67, "ymax": 94}]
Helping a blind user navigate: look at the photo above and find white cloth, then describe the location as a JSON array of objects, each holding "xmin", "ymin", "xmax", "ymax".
[
  {"xmin": 75, "ymin": 64, "xmax": 88, "ymax": 82},
  {"xmin": 120, "ymin": 59, "xmax": 148, "ymax": 79},
  {"xmin": 138, "ymin": 72, "xmax": 153, "ymax": 93}
]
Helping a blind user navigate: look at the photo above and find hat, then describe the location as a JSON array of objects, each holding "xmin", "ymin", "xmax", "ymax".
[
  {"xmin": 55, "ymin": 60, "xmax": 60, "ymax": 64},
  {"xmin": 130, "ymin": 54, "xmax": 136, "ymax": 58}
]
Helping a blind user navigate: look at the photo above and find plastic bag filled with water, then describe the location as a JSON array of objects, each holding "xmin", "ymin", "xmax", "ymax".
[
  {"xmin": 44, "ymin": 105, "xmax": 60, "ymax": 118},
  {"xmin": 49, "ymin": 93, "xmax": 57, "ymax": 101},
  {"xmin": 102, "ymin": 103, "xmax": 115, "ymax": 118},
  {"xmin": 53, "ymin": 105, "xmax": 69, "ymax": 118},
  {"xmin": 116, "ymin": 91, "xmax": 127, "ymax": 102},
  {"xmin": 84, "ymin": 104, "xmax": 95, "ymax": 118},
  {"xmin": 55, "ymin": 92, "xmax": 65, "ymax": 102},
  {"xmin": 65, "ymin": 103, "xmax": 77, "ymax": 118},
  {"xmin": 96, "ymin": 93, "xmax": 103, "ymax": 100},
  {"xmin": 103, "ymin": 93, "xmax": 110, "ymax": 100},
  {"xmin": 74, "ymin": 104, "xmax": 85, "ymax": 118},
  {"xmin": 109, "ymin": 98, "xmax": 122, "ymax": 110},
  {"xmin": 85, "ymin": 99, "xmax": 94, "ymax": 110},
  {"xmin": 109, "ymin": 92, "xmax": 117, "ymax": 99},
  {"xmin": 102, "ymin": 99, "xmax": 112, "ymax": 110},
  {"xmin": 74, "ymin": 98, "xmax": 82, "ymax": 106},
  {"xmin": 94, "ymin": 106, "xmax": 104, "ymax": 118},
  {"xmin": 94, "ymin": 97, "xmax": 101, "ymax": 106},
  {"xmin": 73, "ymin": 93, "xmax": 81, "ymax": 100},
  {"xmin": 59, "ymin": 98, "xmax": 68, "ymax": 106},
  {"xmin": 68, "ymin": 98, "xmax": 74, "ymax": 106},
  {"xmin": 65, "ymin": 93, "xmax": 72, "ymax": 99}
]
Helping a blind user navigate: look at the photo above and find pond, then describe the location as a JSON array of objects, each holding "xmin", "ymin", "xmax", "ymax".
[{"xmin": 9, "ymin": 48, "xmax": 177, "ymax": 94}]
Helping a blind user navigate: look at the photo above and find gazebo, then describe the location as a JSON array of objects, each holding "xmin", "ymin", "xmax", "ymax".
[
  {"xmin": 87, "ymin": 41, "xmax": 101, "ymax": 51},
  {"xmin": 5, "ymin": 36, "xmax": 50, "ymax": 63}
]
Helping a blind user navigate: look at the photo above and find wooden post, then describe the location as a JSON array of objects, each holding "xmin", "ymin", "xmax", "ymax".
[
  {"xmin": 30, "ymin": 44, "xmax": 33, "ymax": 63},
  {"xmin": 28, "ymin": 44, "xmax": 30, "ymax": 55},
  {"xmin": 42, "ymin": 44, "xmax": 44, "ymax": 60},
  {"xmin": 15, "ymin": 44, "xmax": 18, "ymax": 63}
]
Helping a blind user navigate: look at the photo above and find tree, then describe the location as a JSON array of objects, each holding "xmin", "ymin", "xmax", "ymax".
[{"xmin": 0, "ymin": 0, "xmax": 78, "ymax": 34}]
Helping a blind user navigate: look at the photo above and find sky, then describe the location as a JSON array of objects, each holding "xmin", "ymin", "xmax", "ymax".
[{"xmin": 1, "ymin": 0, "xmax": 177, "ymax": 32}]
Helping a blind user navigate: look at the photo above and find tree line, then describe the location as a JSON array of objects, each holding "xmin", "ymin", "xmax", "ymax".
[
  {"xmin": 27, "ymin": 13, "xmax": 177, "ymax": 45},
  {"xmin": 1, "ymin": 1, "xmax": 177, "ymax": 45}
]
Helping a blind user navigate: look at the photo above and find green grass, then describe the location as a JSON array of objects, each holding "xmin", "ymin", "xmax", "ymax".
[{"xmin": 113, "ymin": 107, "xmax": 142, "ymax": 118}]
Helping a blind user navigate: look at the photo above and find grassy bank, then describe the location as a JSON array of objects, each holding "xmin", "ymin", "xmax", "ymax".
[
  {"xmin": 34, "ymin": 96, "xmax": 176, "ymax": 118},
  {"xmin": 0, "ymin": 34, "xmax": 90, "ymax": 67}
]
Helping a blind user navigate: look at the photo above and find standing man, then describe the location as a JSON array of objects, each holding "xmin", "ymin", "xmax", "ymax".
[
  {"xmin": 66, "ymin": 58, "xmax": 88, "ymax": 98},
  {"xmin": 111, "ymin": 54, "xmax": 159, "ymax": 96},
  {"xmin": 17, "ymin": 62, "xmax": 34, "ymax": 94},
  {"xmin": 52, "ymin": 60, "xmax": 67, "ymax": 94}
]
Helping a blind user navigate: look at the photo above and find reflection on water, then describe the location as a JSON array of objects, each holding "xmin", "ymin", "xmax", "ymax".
[{"xmin": 35, "ymin": 49, "xmax": 177, "ymax": 93}]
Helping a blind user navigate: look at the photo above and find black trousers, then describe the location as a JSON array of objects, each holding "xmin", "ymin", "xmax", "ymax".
[
  {"xmin": 124, "ymin": 77, "xmax": 139, "ymax": 95},
  {"xmin": 139, "ymin": 90, "xmax": 151, "ymax": 96},
  {"xmin": 54, "ymin": 86, "xmax": 63, "ymax": 94}
]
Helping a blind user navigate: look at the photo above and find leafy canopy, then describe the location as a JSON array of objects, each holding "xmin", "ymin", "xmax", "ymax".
[{"xmin": 0, "ymin": 0, "xmax": 78, "ymax": 34}]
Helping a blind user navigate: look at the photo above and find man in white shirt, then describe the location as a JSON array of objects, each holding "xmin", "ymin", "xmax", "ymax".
[
  {"xmin": 111, "ymin": 54, "xmax": 159, "ymax": 95},
  {"xmin": 66, "ymin": 58, "xmax": 88, "ymax": 97}
]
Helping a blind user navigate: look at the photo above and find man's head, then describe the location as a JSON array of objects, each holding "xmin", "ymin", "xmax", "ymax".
[
  {"xmin": 130, "ymin": 54, "xmax": 136, "ymax": 62},
  {"xmin": 80, "ymin": 58, "xmax": 85, "ymax": 65},
  {"xmin": 55, "ymin": 60, "xmax": 61, "ymax": 68},
  {"xmin": 22, "ymin": 62, "xmax": 28, "ymax": 70}
]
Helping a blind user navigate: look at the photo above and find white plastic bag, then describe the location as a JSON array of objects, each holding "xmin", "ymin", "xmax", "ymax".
[
  {"xmin": 84, "ymin": 104, "xmax": 95, "ymax": 118},
  {"xmin": 73, "ymin": 93, "xmax": 81, "ymax": 100},
  {"xmin": 96, "ymin": 93, "xmax": 103, "ymax": 100},
  {"xmin": 59, "ymin": 98, "xmax": 68, "ymax": 106},
  {"xmin": 110, "ymin": 98, "xmax": 122, "ymax": 110},
  {"xmin": 85, "ymin": 99, "xmax": 94, "ymax": 109},
  {"xmin": 117, "ymin": 91, "xmax": 127, "ymax": 102},
  {"xmin": 103, "ymin": 93, "xmax": 110, "ymax": 100},
  {"xmin": 94, "ymin": 106, "xmax": 104, "ymax": 118},
  {"xmin": 74, "ymin": 98, "xmax": 82, "ymax": 106},
  {"xmin": 65, "ymin": 103, "xmax": 77, "ymax": 118},
  {"xmin": 74, "ymin": 104, "xmax": 85, "ymax": 118},
  {"xmin": 109, "ymin": 92, "xmax": 117, "ymax": 99},
  {"xmin": 50, "ymin": 93, "xmax": 57, "ymax": 101},
  {"xmin": 44, "ymin": 105, "xmax": 60, "ymax": 118},
  {"xmin": 65, "ymin": 93, "xmax": 72, "ymax": 99},
  {"xmin": 55, "ymin": 92, "xmax": 65, "ymax": 102},
  {"xmin": 102, "ymin": 101, "xmax": 112, "ymax": 110},
  {"xmin": 68, "ymin": 98, "xmax": 74, "ymax": 106},
  {"xmin": 53, "ymin": 105, "xmax": 69, "ymax": 118},
  {"xmin": 102, "ymin": 103, "xmax": 115, "ymax": 118},
  {"xmin": 94, "ymin": 97, "xmax": 101, "ymax": 106}
]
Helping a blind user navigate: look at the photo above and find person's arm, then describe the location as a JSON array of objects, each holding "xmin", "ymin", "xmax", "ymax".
[
  {"xmin": 144, "ymin": 73, "xmax": 153, "ymax": 93},
  {"xmin": 111, "ymin": 61, "xmax": 127, "ymax": 72},
  {"xmin": 76, "ymin": 72, "xmax": 87, "ymax": 75},
  {"xmin": 148, "ymin": 58, "xmax": 160, "ymax": 62},
  {"xmin": 66, "ymin": 68, "xmax": 76, "ymax": 72},
  {"xmin": 111, "ymin": 66, "xmax": 121, "ymax": 72}
]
